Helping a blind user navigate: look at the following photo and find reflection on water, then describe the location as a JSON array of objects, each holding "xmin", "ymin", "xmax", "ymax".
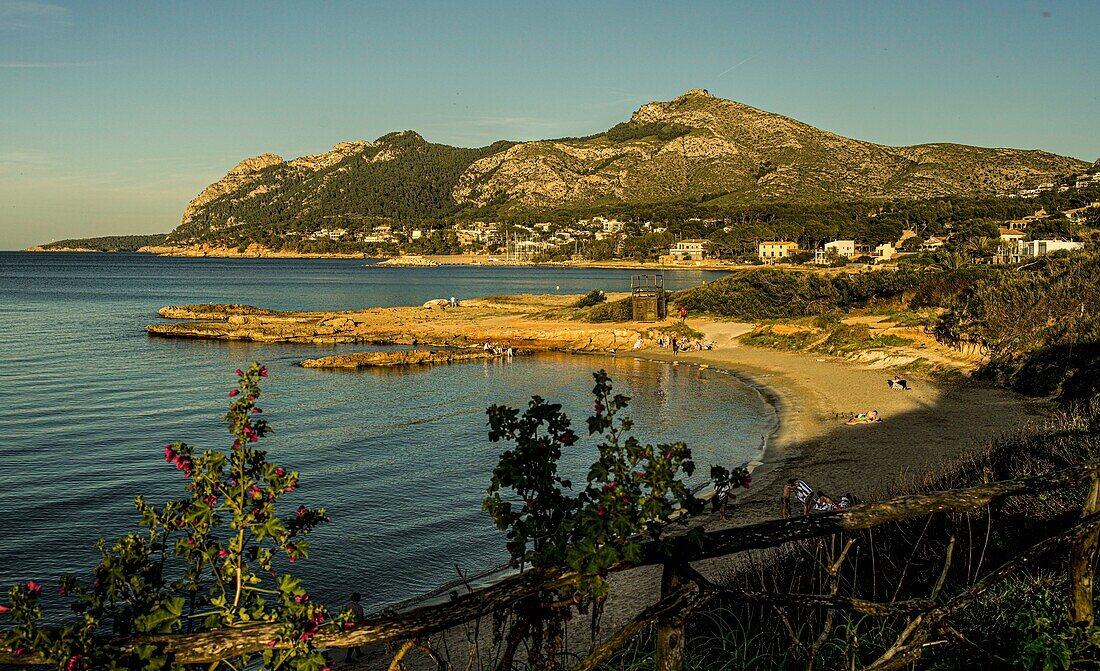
[{"xmin": 0, "ymin": 253, "xmax": 771, "ymax": 612}]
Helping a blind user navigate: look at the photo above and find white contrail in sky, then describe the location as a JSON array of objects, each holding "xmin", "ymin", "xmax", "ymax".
[
  {"xmin": 716, "ymin": 55, "xmax": 755, "ymax": 78},
  {"xmin": 0, "ymin": 62, "xmax": 94, "ymax": 68}
]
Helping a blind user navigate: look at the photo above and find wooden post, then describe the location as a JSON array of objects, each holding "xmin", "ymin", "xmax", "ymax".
[
  {"xmin": 656, "ymin": 564, "xmax": 688, "ymax": 671},
  {"xmin": 1070, "ymin": 474, "xmax": 1100, "ymax": 625}
]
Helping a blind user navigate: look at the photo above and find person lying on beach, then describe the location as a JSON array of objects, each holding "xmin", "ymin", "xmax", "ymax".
[
  {"xmin": 781, "ymin": 478, "xmax": 814, "ymax": 517},
  {"xmin": 836, "ymin": 494, "xmax": 854, "ymax": 510},
  {"xmin": 810, "ymin": 491, "xmax": 836, "ymax": 512},
  {"xmin": 846, "ymin": 410, "xmax": 881, "ymax": 425},
  {"xmin": 888, "ymin": 375, "xmax": 910, "ymax": 391}
]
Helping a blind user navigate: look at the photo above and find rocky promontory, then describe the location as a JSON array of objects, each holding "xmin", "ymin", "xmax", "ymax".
[
  {"xmin": 299, "ymin": 349, "xmax": 504, "ymax": 369},
  {"xmin": 147, "ymin": 294, "xmax": 653, "ymax": 353}
]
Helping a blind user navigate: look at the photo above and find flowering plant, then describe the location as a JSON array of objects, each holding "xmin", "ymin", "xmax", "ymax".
[{"xmin": 0, "ymin": 363, "xmax": 335, "ymax": 670}]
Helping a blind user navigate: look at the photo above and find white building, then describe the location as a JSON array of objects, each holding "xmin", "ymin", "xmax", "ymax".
[
  {"xmin": 813, "ymin": 240, "xmax": 856, "ymax": 265},
  {"xmin": 1002, "ymin": 239, "xmax": 1084, "ymax": 264},
  {"xmin": 664, "ymin": 239, "xmax": 708, "ymax": 262},
  {"xmin": 872, "ymin": 243, "xmax": 897, "ymax": 263}
]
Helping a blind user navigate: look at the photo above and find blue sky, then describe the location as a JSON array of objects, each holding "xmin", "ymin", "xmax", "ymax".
[{"xmin": 2, "ymin": 0, "xmax": 1098, "ymax": 249}]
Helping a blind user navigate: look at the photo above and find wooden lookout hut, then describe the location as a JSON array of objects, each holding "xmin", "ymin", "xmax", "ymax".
[{"xmin": 631, "ymin": 273, "xmax": 666, "ymax": 322}]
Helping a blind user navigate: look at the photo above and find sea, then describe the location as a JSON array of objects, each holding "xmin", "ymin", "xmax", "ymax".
[{"xmin": 0, "ymin": 252, "xmax": 775, "ymax": 614}]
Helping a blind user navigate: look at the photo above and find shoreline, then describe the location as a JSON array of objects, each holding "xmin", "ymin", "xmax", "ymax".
[
  {"xmin": 18, "ymin": 247, "xmax": 771, "ymax": 272},
  {"xmin": 631, "ymin": 321, "xmax": 1045, "ymax": 524},
  {"xmin": 140, "ymin": 297, "xmax": 1046, "ymax": 667}
]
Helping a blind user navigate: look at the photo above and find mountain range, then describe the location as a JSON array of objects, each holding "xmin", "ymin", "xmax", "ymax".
[{"xmin": 171, "ymin": 89, "xmax": 1087, "ymax": 243}]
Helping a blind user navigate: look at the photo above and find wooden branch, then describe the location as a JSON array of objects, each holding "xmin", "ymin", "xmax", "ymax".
[
  {"xmin": 863, "ymin": 512, "xmax": 1100, "ymax": 671},
  {"xmin": 658, "ymin": 461, "xmax": 1100, "ymax": 564},
  {"xmin": 1070, "ymin": 474, "xmax": 1100, "ymax": 625},
  {"xmin": 2, "ymin": 463, "xmax": 1098, "ymax": 667},
  {"xmin": 931, "ymin": 536, "xmax": 956, "ymax": 600},
  {"xmin": 570, "ymin": 584, "xmax": 700, "ymax": 671},
  {"xmin": 656, "ymin": 564, "xmax": 689, "ymax": 671},
  {"xmin": 388, "ymin": 639, "xmax": 417, "ymax": 671}
]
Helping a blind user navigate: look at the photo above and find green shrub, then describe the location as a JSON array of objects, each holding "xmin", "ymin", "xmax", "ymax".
[
  {"xmin": 935, "ymin": 252, "xmax": 1100, "ymax": 404},
  {"xmin": 580, "ymin": 297, "xmax": 634, "ymax": 322},
  {"xmin": 573, "ymin": 289, "xmax": 608, "ymax": 308},
  {"xmin": 673, "ymin": 269, "xmax": 929, "ymax": 320}
]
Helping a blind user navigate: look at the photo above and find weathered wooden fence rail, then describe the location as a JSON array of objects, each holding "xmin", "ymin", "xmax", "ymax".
[{"xmin": 2, "ymin": 461, "xmax": 1098, "ymax": 668}]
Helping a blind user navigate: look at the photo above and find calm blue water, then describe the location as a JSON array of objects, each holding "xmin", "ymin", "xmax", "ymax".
[{"xmin": 0, "ymin": 252, "xmax": 773, "ymax": 613}]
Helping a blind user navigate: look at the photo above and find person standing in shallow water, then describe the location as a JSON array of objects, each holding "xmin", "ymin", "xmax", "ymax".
[{"xmin": 344, "ymin": 592, "xmax": 366, "ymax": 662}]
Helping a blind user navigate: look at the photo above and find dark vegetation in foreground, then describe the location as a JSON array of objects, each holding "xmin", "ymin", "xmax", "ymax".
[
  {"xmin": 3, "ymin": 364, "xmax": 1100, "ymax": 669},
  {"xmin": 599, "ymin": 403, "xmax": 1100, "ymax": 671}
]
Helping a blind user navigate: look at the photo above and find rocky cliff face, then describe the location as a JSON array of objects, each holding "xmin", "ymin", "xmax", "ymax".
[
  {"xmin": 174, "ymin": 90, "xmax": 1086, "ymax": 241},
  {"xmin": 453, "ymin": 89, "xmax": 1083, "ymax": 208}
]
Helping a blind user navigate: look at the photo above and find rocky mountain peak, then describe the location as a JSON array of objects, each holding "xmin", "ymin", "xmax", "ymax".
[
  {"xmin": 228, "ymin": 153, "xmax": 284, "ymax": 176},
  {"xmin": 376, "ymin": 130, "xmax": 426, "ymax": 145}
]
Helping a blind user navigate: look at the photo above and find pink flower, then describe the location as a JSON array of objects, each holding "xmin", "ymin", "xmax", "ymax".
[
  {"xmin": 236, "ymin": 369, "xmax": 244, "ymax": 377},
  {"xmin": 343, "ymin": 621, "xmax": 356, "ymax": 630},
  {"xmin": 218, "ymin": 550, "xmax": 228, "ymax": 558},
  {"xmin": 249, "ymin": 394, "xmax": 256, "ymax": 401},
  {"xmin": 252, "ymin": 407, "xmax": 262, "ymax": 414},
  {"xmin": 164, "ymin": 445, "xmax": 174, "ymax": 461},
  {"xmin": 260, "ymin": 367, "xmax": 268, "ymax": 377},
  {"xmin": 275, "ymin": 467, "xmax": 285, "ymax": 476},
  {"xmin": 66, "ymin": 654, "xmax": 83, "ymax": 671},
  {"xmin": 594, "ymin": 401, "xmax": 604, "ymax": 414},
  {"xmin": 0, "ymin": 604, "xmax": 10, "ymax": 614},
  {"xmin": 229, "ymin": 389, "xmax": 240, "ymax": 397},
  {"xmin": 267, "ymin": 639, "xmax": 277, "ymax": 648},
  {"xmin": 597, "ymin": 505, "xmax": 606, "ymax": 517},
  {"xmin": 25, "ymin": 581, "xmax": 41, "ymax": 597},
  {"xmin": 664, "ymin": 452, "xmax": 672, "ymax": 460},
  {"xmin": 622, "ymin": 497, "xmax": 630, "ymax": 504},
  {"xmin": 13, "ymin": 645, "xmax": 26, "ymax": 656}
]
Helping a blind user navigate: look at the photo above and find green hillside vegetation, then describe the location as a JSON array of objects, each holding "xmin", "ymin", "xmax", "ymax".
[
  {"xmin": 670, "ymin": 268, "xmax": 945, "ymax": 320},
  {"xmin": 170, "ymin": 133, "xmax": 515, "ymax": 248},
  {"xmin": 935, "ymin": 251, "xmax": 1100, "ymax": 404},
  {"xmin": 169, "ymin": 90, "xmax": 1086, "ymax": 252},
  {"xmin": 38, "ymin": 233, "xmax": 168, "ymax": 251}
]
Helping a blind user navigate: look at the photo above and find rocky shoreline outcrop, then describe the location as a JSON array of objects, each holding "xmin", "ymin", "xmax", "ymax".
[
  {"xmin": 299, "ymin": 349, "xmax": 505, "ymax": 369},
  {"xmin": 146, "ymin": 297, "xmax": 652, "ymax": 354}
]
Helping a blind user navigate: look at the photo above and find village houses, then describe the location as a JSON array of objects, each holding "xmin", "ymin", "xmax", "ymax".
[{"xmin": 758, "ymin": 241, "xmax": 799, "ymax": 262}]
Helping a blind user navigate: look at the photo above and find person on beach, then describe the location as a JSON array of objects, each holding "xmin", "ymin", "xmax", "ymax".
[
  {"xmin": 712, "ymin": 477, "xmax": 732, "ymax": 519},
  {"xmin": 781, "ymin": 478, "xmax": 814, "ymax": 517},
  {"xmin": 671, "ymin": 337, "xmax": 679, "ymax": 355},
  {"xmin": 679, "ymin": 305, "xmax": 687, "ymax": 322},
  {"xmin": 889, "ymin": 375, "xmax": 909, "ymax": 391},
  {"xmin": 837, "ymin": 493, "xmax": 854, "ymax": 510},
  {"xmin": 343, "ymin": 592, "xmax": 366, "ymax": 662},
  {"xmin": 846, "ymin": 409, "xmax": 881, "ymax": 425},
  {"xmin": 449, "ymin": 296, "xmax": 457, "ymax": 307},
  {"xmin": 810, "ymin": 491, "xmax": 835, "ymax": 512}
]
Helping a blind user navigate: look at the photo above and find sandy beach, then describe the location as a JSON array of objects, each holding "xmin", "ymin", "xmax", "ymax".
[
  {"xmin": 335, "ymin": 319, "xmax": 1044, "ymax": 669},
  {"xmin": 145, "ymin": 296, "xmax": 1046, "ymax": 668}
]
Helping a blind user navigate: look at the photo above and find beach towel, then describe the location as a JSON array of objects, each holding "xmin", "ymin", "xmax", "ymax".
[{"xmin": 793, "ymin": 479, "xmax": 813, "ymax": 506}]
